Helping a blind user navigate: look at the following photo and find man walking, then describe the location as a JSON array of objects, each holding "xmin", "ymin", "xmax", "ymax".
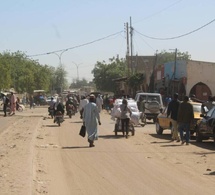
[
  {"xmin": 177, "ymin": 96, "xmax": 194, "ymax": 145},
  {"xmin": 83, "ymin": 94, "xmax": 101, "ymax": 147},
  {"xmin": 96, "ymin": 94, "xmax": 103, "ymax": 113},
  {"xmin": 79, "ymin": 96, "xmax": 89, "ymax": 119},
  {"xmin": 167, "ymin": 93, "xmax": 180, "ymax": 142},
  {"xmin": 9, "ymin": 92, "xmax": 16, "ymax": 115},
  {"xmin": 1, "ymin": 93, "xmax": 9, "ymax": 117}
]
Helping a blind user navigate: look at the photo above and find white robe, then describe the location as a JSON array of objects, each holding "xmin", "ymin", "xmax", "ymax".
[
  {"xmin": 83, "ymin": 102, "xmax": 100, "ymax": 141},
  {"xmin": 96, "ymin": 97, "xmax": 103, "ymax": 113}
]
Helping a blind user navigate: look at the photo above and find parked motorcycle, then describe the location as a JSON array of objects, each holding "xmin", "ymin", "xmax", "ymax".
[{"xmin": 54, "ymin": 111, "xmax": 64, "ymax": 126}]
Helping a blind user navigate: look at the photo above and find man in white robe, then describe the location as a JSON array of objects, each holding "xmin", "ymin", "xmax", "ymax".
[
  {"xmin": 96, "ymin": 94, "xmax": 103, "ymax": 113},
  {"xmin": 83, "ymin": 94, "xmax": 101, "ymax": 147}
]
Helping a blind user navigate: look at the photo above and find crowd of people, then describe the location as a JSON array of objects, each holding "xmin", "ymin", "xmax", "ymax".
[
  {"xmin": 3, "ymin": 90, "xmax": 214, "ymax": 147},
  {"xmin": 1, "ymin": 92, "xmax": 21, "ymax": 116},
  {"xmin": 167, "ymin": 93, "xmax": 215, "ymax": 145}
]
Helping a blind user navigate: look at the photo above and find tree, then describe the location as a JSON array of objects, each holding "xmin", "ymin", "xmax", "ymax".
[
  {"xmin": 92, "ymin": 57, "xmax": 127, "ymax": 93},
  {"xmin": 69, "ymin": 78, "xmax": 89, "ymax": 89},
  {"xmin": 0, "ymin": 51, "xmax": 68, "ymax": 94},
  {"xmin": 127, "ymin": 73, "xmax": 145, "ymax": 93},
  {"xmin": 157, "ymin": 50, "xmax": 191, "ymax": 64}
]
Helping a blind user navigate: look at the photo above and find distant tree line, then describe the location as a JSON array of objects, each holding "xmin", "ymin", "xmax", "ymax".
[{"xmin": 0, "ymin": 51, "xmax": 67, "ymax": 94}]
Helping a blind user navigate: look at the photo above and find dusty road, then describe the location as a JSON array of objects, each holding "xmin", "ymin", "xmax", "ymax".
[{"xmin": 0, "ymin": 107, "xmax": 215, "ymax": 195}]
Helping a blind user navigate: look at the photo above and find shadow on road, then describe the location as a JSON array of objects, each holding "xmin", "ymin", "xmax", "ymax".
[
  {"xmin": 70, "ymin": 121, "xmax": 83, "ymax": 123},
  {"xmin": 43, "ymin": 125, "xmax": 59, "ymax": 127},
  {"xmin": 149, "ymin": 133, "xmax": 171, "ymax": 141},
  {"xmin": 191, "ymin": 141, "xmax": 215, "ymax": 151},
  {"xmin": 62, "ymin": 146, "xmax": 89, "ymax": 149},
  {"xmin": 204, "ymin": 171, "xmax": 215, "ymax": 176},
  {"xmin": 99, "ymin": 134, "xmax": 125, "ymax": 139}
]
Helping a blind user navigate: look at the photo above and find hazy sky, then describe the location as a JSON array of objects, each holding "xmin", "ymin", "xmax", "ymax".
[{"xmin": 1, "ymin": 0, "xmax": 215, "ymax": 82}]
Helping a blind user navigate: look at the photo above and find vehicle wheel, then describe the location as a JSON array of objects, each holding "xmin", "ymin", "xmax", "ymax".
[
  {"xmin": 155, "ymin": 121, "xmax": 163, "ymax": 135},
  {"xmin": 213, "ymin": 129, "xmax": 215, "ymax": 143},
  {"xmin": 141, "ymin": 114, "xmax": 147, "ymax": 124},
  {"xmin": 196, "ymin": 129, "xmax": 203, "ymax": 142},
  {"xmin": 170, "ymin": 125, "xmax": 173, "ymax": 136},
  {"xmin": 18, "ymin": 106, "xmax": 23, "ymax": 112},
  {"xmin": 114, "ymin": 124, "xmax": 118, "ymax": 136},
  {"xmin": 57, "ymin": 119, "xmax": 60, "ymax": 126},
  {"xmin": 131, "ymin": 125, "xmax": 135, "ymax": 136}
]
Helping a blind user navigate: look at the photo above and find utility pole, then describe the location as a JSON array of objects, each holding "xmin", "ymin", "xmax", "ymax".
[
  {"xmin": 174, "ymin": 48, "xmax": 177, "ymax": 79},
  {"xmin": 125, "ymin": 22, "xmax": 130, "ymax": 76},
  {"xmin": 47, "ymin": 49, "xmax": 68, "ymax": 93},
  {"xmin": 130, "ymin": 16, "xmax": 134, "ymax": 74},
  {"xmin": 72, "ymin": 61, "xmax": 82, "ymax": 81}
]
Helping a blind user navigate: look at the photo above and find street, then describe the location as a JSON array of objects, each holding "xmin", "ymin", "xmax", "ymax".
[{"xmin": 0, "ymin": 107, "xmax": 215, "ymax": 195}]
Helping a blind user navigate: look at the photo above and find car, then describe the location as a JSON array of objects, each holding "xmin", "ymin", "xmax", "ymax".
[
  {"xmin": 155, "ymin": 101, "xmax": 202, "ymax": 135},
  {"xmin": 135, "ymin": 92, "xmax": 164, "ymax": 123},
  {"xmin": 46, "ymin": 96, "xmax": 57, "ymax": 105},
  {"xmin": 196, "ymin": 106, "xmax": 215, "ymax": 143}
]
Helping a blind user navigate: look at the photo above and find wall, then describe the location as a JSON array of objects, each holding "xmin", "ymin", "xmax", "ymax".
[
  {"xmin": 164, "ymin": 60, "xmax": 187, "ymax": 80},
  {"xmin": 186, "ymin": 60, "xmax": 215, "ymax": 97}
]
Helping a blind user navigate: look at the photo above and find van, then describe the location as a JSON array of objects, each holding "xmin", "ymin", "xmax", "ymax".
[{"xmin": 135, "ymin": 92, "xmax": 164, "ymax": 123}]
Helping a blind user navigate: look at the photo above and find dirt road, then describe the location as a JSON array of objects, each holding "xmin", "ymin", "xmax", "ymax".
[{"xmin": 0, "ymin": 107, "xmax": 215, "ymax": 195}]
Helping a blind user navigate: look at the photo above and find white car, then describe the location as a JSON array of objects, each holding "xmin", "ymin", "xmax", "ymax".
[{"xmin": 46, "ymin": 97, "xmax": 57, "ymax": 105}]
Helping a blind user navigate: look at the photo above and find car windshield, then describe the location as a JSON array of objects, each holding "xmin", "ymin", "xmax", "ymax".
[
  {"xmin": 147, "ymin": 96, "xmax": 161, "ymax": 103},
  {"xmin": 192, "ymin": 104, "xmax": 201, "ymax": 112}
]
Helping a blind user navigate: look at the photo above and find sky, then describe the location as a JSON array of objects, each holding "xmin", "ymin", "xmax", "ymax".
[{"xmin": 1, "ymin": 0, "xmax": 215, "ymax": 82}]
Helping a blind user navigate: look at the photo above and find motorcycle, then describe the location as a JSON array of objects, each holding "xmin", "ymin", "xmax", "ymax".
[
  {"xmin": 54, "ymin": 111, "xmax": 64, "ymax": 126},
  {"xmin": 16, "ymin": 102, "xmax": 24, "ymax": 112},
  {"xmin": 48, "ymin": 107, "xmax": 55, "ymax": 119},
  {"xmin": 67, "ymin": 104, "xmax": 76, "ymax": 118}
]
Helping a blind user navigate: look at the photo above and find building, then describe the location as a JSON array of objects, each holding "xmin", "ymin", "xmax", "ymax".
[{"xmin": 155, "ymin": 60, "xmax": 215, "ymax": 101}]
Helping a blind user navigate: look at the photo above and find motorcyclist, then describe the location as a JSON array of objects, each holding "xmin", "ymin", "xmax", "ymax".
[
  {"xmin": 54, "ymin": 98, "xmax": 65, "ymax": 122},
  {"xmin": 48, "ymin": 97, "xmax": 55, "ymax": 115},
  {"xmin": 66, "ymin": 97, "xmax": 76, "ymax": 115}
]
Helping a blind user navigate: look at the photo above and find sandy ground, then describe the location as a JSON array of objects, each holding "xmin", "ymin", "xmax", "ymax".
[{"xmin": 0, "ymin": 107, "xmax": 215, "ymax": 195}]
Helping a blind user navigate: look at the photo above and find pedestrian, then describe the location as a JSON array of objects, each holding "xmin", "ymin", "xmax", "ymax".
[
  {"xmin": 120, "ymin": 99, "xmax": 132, "ymax": 138},
  {"xmin": 83, "ymin": 94, "xmax": 101, "ymax": 147},
  {"xmin": 139, "ymin": 96, "xmax": 146, "ymax": 124},
  {"xmin": 9, "ymin": 92, "xmax": 16, "ymax": 115},
  {"xmin": 177, "ymin": 96, "xmax": 194, "ymax": 145},
  {"xmin": 1, "ymin": 93, "xmax": 9, "ymax": 117},
  {"xmin": 167, "ymin": 93, "xmax": 180, "ymax": 142},
  {"xmin": 79, "ymin": 96, "xmax": 89, "ymax": 119},
  {"xmin": 29, "ymin": 95, "xmax": 34, "ymax": 109},
  {"xmin": 96, "ymin": 94, "xmax": 103, "ymax": 113}
]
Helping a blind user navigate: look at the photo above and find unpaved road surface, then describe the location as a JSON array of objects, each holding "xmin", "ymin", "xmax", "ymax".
[{"xmin": 0, "ymin": 107, "xmax": 215, "ymax": 195}]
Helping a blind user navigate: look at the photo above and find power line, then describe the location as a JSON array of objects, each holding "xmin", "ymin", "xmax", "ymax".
[
  {"xmin": 135, "ymin": 18, "xmax": 215, "ymax": 40},
  {"xmin": 27, "ymin": 31, "xmax": 123, "ymax": 58},
  {"xmin": 134, "ymin": 0, "xmax": 183, "ymax": 24}
]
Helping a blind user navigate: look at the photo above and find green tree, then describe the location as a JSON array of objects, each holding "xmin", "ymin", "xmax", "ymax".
[
  {"xmin": 54, "ymin": 65, "xmax": 67, "ymax": 92},
  {"xmin": 0, "ymin": 51, "xmax": 67, "ymax": 94},
  {"xmin": 157, "ymin": 50, "xmax": 191, "ymax": 64},
  {"xmin": 127, "ymin": 73, "xmax": 145, "ymax": 93},
  {"xmin": 92, "ymin": 57, "xmax": 126, "ymax": 93},
  {"xmin": 69, "ymin": 78, "xmax": 89, "ymax": 89}
]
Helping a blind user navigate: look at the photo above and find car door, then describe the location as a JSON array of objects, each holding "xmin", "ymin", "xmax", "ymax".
[
  {"xmin": 158, "ymin": 107, "xmax": 170, "ymax": 129},
  {"xmin": 206, "ymin": 107, "xmax": 215, "ymax": 134}
]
